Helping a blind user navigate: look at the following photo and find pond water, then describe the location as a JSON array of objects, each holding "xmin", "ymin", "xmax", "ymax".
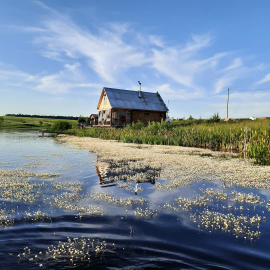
[{"xmin": 0, "ymin": 130, "xmax": 270, "ymax": 270}]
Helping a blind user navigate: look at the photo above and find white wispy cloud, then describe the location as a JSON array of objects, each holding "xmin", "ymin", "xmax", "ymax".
[
  {"xmin": 144, "ymin": 83, "xmax": 202, "ymax": 101},
  {"xmin": 151, "ymin": 34, "xmax": 228, "ymax": 89},
  {"xmin": 18, "ymin": 3, "xmax": 230, "ymax": 91},
  {"xmin": 181, "ymin": 34, "xmax": 213, "ymax": 54},
  {"xmin": 214, "ymin": 75, "xmax": 236, "ymax": 93},
  {"xmin": 215, "ymin": 61, "xmax": 266, "ymax": 93},
  {"xmin": 223, "ymin": 58, "xmax": 242, "ymax": 71},
  {"xmin": 256, "ymin": 73, "xmax": 270, "ymax": 85},
  {"xmin": 35, "ymin": 63, "xmax": 102, "ymax": 94},
  {"xmin": 0, "ymin": 62, "xmax": 103, "ymax": 94},
  {"xmin": 41, "ymin": 51, "xmax": 63, "ymax": 61},
  {"xmin": 0, "ymin": 69, "xmax": 35, "ymax": 83},
  {"xmin": 2, "ymin": 0, "xmax": 270, "ymax": 110},
  {"xmin": 0, "ymin": 24, "xmax": 47, "ymax": 33},
  {"xmin": 155, "ymin": 84, "xmax": 175, "ymax": 93},
  {"xmin": 149, "ymin": 35, "xmax": 165, "ymax": 48},
  {"xmin": 30, "ymin": 4, "xmax": 148, "ymax": 84}
]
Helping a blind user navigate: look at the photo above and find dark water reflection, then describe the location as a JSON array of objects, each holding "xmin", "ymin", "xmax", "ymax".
[{"xmin": 0, "ymin": 129, "xmax": 270, "ymax": 269}]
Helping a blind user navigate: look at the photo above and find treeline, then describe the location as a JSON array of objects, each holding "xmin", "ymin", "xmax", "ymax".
[{"xmin": 6, "ymin": 114, "xmax": 79, "ymax": 120}]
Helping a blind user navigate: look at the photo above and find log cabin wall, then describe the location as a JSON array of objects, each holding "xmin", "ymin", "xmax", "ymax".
[
  {"xmin": 97, "ymin": 109, "xmax": 166, "ymax": 127},
  {"xmin": 111, "ymin": 109, "xmax": 131, "ymax": 127},
  {"xmin": 131, "ymin": 110, "xmax": 166, "ymax": 126}
]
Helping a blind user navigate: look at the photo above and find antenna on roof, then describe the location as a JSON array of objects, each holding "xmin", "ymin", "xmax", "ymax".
[{"xmin": 138, "ymin": 81, "xmax": 142, "ymax": 98}]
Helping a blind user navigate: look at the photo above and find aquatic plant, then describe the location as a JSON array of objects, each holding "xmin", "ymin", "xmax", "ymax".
[
  {"xmin": 18, "ymin": 237, "xmax": 114, "ymax": 267},
  {"xmin": 66, "ymin": 119, "xmax": 270, "ymax": 165}
]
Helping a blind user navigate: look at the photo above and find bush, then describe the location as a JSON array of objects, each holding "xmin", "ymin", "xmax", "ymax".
[
  {"xmin": 207, "ymin": 112, "xmax": 221, "ymax": 123},
  {"xmin": 78, "ymin": 116, "xmax": 86, "ymax": 123},
  {"xmin": 45, "ymin": 124, "xmax": 51, "ymax": 129},
  {"xmin": 0, "ymin": 116, "xmax": 4, "ymax": 125},
  {"xmin": 72, "ymin": 122, "xmax": 79, "ymax": 129},
  {"xmin": 50, "ymin": 120, "xmax": 72, "ymax": 132}
]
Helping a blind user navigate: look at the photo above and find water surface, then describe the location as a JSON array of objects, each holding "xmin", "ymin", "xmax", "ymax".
[{"xmin": 0, "ymin": 129, "xmax": 270, "ymax": 270}]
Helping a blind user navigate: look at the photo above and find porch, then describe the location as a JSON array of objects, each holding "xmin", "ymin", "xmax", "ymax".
[{"xmin": 97, "ymin": 109, "xmax": 131, "ymax": 127}]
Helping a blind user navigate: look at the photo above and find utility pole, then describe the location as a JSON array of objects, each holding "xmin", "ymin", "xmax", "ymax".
[
  {"xmin": 167, "ymin": 100, "xmax": 169, "ymax": 118},
  {"xmin": 227, "ymin": 88, "xmax": 229, "ymax": 118}
]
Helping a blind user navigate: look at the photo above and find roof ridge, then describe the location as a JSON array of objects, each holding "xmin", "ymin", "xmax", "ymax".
[{"xmin": 104, "ymin": 87, "xmax": 160, "ymax": 95}]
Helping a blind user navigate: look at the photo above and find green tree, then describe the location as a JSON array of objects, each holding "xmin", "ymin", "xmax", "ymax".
[
  {"xmin": 78, "ymin": 116, "xmax": 86, "ymax": 123},
  {"xmin": 85, "ymin": 117, "xmax": 90, "ymax": 124},
  {"xmin": 50, "ymin": 121, "xmax": 72, "ymax": 132},
  {"xmin": 188, "ymin": 115, "xmax": 194, "ymax": 120}
]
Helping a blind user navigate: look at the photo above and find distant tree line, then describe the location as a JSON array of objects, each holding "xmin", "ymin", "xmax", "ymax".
[{"xmin": 5, "ymin": 114, "xmax": 79, "ymax": 120}]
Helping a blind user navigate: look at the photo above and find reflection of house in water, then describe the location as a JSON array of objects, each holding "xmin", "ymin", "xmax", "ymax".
[
  {"xmin": 96, "ymin": 165, "xmax": 117, "ymax": 188},
  {"xmin": 96, "ymin": 158, "xmax": 160, "ymax": 188}
]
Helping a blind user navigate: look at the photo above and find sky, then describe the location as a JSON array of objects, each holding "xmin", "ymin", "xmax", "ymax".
[{"xmin": 1, "ymin": 0, "xmax": 270, "ymax": 118}]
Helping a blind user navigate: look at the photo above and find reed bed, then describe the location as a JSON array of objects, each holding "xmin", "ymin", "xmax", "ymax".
[{"xmin": 67, "ymin": 119, "xmax": 270, "ymax": 165}]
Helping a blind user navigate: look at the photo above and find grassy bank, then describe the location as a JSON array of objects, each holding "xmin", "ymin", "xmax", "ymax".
[
  {"xmin": 66, "ymin": 119, "xmax": 270, "ymax": 165},
  {"xmin": 0, "ymin": 116, "xmax": 77, "ymax": 129}
]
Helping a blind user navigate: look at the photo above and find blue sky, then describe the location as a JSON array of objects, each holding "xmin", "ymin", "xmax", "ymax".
[{"xmin": 1, "ymin": 0, "xmax": 270, "ymax": 118}]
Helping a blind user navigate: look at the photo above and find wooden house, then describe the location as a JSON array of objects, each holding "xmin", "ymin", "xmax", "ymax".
[
  {"xmin": 96, "ymin": 87, "xmax": 168, "ymax": 127},
  {"xmin": 90, "ymin": 114, "xmax": 98, "ymax": 126}
]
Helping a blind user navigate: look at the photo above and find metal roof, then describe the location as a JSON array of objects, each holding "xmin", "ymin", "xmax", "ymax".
[{"xmin": 104, "ymin": 88, "xmax": 168, "ymax": 112}]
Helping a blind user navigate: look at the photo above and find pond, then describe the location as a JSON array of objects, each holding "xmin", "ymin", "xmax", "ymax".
[{"xmin": 0, "ymin": 129, "xmax": 270, "ymax": 269}]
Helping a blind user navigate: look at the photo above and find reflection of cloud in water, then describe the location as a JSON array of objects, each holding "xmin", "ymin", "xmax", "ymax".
[{"xmin": 256, "ymin": 189, "xmax": 270, "ymax": 200}]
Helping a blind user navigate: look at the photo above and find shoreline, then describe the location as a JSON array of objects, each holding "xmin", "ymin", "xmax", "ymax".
[
  {"xmin": 0, "ymin": 127, "xmax": 41, "ymax": 129},
  {"xmin": 57, "ymin": 135, "xmax": 270, "ymax": 190}
]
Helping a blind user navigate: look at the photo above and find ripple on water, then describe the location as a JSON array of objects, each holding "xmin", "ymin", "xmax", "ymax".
[{"xmin": 1, "ymin": 130, "xmax": 270, "ymax": 270}]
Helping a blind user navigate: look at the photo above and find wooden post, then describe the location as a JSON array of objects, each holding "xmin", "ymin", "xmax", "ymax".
[
  {"xmin": 227, "ymin": 88, "xmax": 229, "ymax": 119},
  {"xmin": 110, "ymin": 110, "xmax": 112, "ymax": 127}
]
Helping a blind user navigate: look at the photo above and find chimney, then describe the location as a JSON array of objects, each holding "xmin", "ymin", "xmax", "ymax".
[{"xmin": 138, "ymin": 81, "xmax": 142, "ymax": 98}]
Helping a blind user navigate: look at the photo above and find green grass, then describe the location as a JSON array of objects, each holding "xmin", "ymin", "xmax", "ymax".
[
  {"xmin": 66, "ymin": 119, "xmax": 270, "ymax": 165},
  {"xmin": 0, "ymin": 116, "xmax": 77, "ymax": 129}
]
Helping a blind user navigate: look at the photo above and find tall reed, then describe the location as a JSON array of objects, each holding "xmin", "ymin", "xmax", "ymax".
[{"xmin": 66, "ymin": 119, "xmax": 270, "ymax": 165}]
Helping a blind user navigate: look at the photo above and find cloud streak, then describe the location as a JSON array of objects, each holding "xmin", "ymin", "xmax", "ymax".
[
  {"xmin": 1, "ymin": 1, "xmax": 270, "ymax": 119},
  {"xmin": 26, "ymin": 3, "xmax": 234, "ymax": 92},
  {"xmin": 256, "ymin": 73, "xmax": 270, "ymax": 85},
  {"xmin": 0, "ymin": 62, "xmax": 103, "ymax": 94}
]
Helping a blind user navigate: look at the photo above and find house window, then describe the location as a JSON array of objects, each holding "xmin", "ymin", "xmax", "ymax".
[
  {"xmin": 104, "ymin": 96, "xmax": 107, "ymax": 105},
  {"xmin": 144, "ymin": 113, "xmax": 149, "ymax": 116},
  {"xmin": 159, "ymin": 113, "xmax": 162, "ymax": 117}
]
